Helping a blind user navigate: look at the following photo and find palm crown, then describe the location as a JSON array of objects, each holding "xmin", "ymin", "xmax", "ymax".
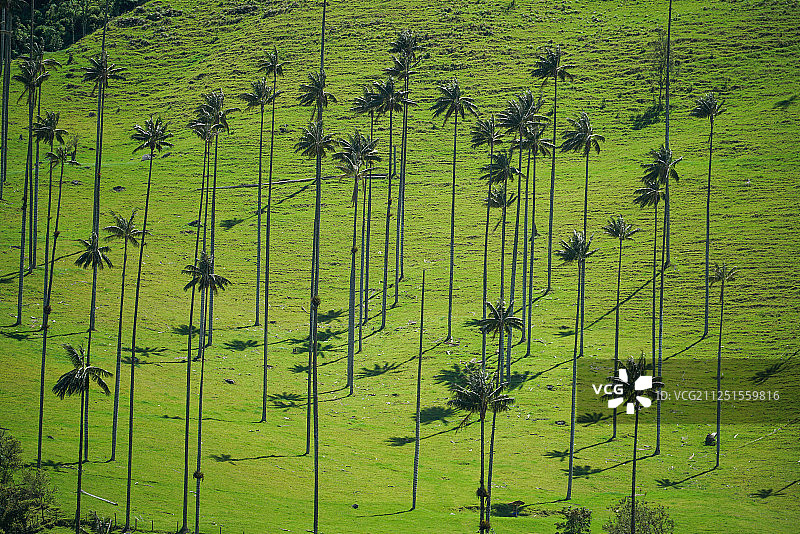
[
  {"xmin": 480, "ymin": 150, "xmax": 519, "ymax": 185},
  {"xmin": 104, "ymin": 210, "xmax": 146, "ymax": 248},
  {"xmin": 372, "ymin": 77, "xmax": 410, "ymax": 117},
  {"xmin": 690, "ymin": 92, "xmax": 725, "ymax": 121},
  {"xmin": 430, "ymin": 78, "xmax": 479, "ymax": 124},
  {"xmin": 641, "ymin": 145, "xmax": 682, "ymax": 186},
  {"xmin": 561, "ymin": 111, "xmax": 604, "ymax": 155},
  {"xmin": 75, "ymin": 232, "xmax": 113, "ymax": 270},
  {"xmin": 471, "ymin": 116, "xmax": 503, "ymax": 150},
  {"xmin": 45, "ymin": 146, "xmax": 79, "ymax": 171},
  {"xmin": 13, "ymin": 59, "xmax": 48, "ymax": 105},
  {"xmin": 27, "ymin": 41, "xmax": 62, "ymax": 74},
  {"xmin": 709, "ymin": 263, "xmax": 738, "ymax": 288},
  {"xmin": 52, "ymin": 344, "xmax": 112, "ymax": 399},
  {"xmin": 486, "ymin": 185, "xmax": 516, "ymax": 210},
  {"xmin": 555, "ymin": 230, "xmax": 597, "ymax": 264},
  {"xmin": 531, "ymin": 44, "xmax": 575, "ymax": 83},
  {"xmin": 258, "ymin": 47, "xmax": 285, "ymax": 78},
  {"xmin": 294, "ymin": 121, "xmax": 335, "ymax": 160},
  {"xmin": 388, "ymin": 29, "xmax": 421, "ymax": 59},
  {"xmin": 477, "ymin": 300, "xmax": 524, "ymax": 339},
  {"xmin": 132, "ymin": 115, "xmax": 174, "ymax": 154},
  {"xmin": 609, "ymin": 356, "xmax": 663, "ymax": 412},
  {"xmin": 239, "ymin": 79, "xmax": 279, "ymax": 111},
  {"xmin": 298, "ymin": 71, "xmax": 337, "ymax": 120},
  {"xmin": 333, "ymin": 131, "xmax": 381, "ymax": 203},
  {"xmin": 196, "ymin": 91, "xmax": 238, "ymax": 135},
  {"xmin": 82, "ymin": 51, "xmax": 126, "ymax": 94},
  {"xmin": 182, "ymin": 251, "xmax": 232, "ymax": 294},
  {"xmin": 498, "ymin": 90, "xmax": 545, "ymax": 147},
  {"xmin": 351, "ymin": 86, "xmax": 380, "ymax": 116},
  {"xmin": 447, "ymin": 367, "xmax": 515, "ymax": 428},
  {"xmin": 602, "ymin": 215, "xmax": 640, "ymax": 241},
  {"xmin": 33, "ymin": 111, "xmax": 67, "ymax": 146}
]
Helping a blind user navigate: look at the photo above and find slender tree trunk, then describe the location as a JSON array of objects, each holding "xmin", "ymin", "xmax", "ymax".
[
  {"xmin": 566, "ymin": 262, "xmax": 582, "ymax": 500},
  {"xmin": 498, "ymin": 168, "xmax": 508, "ymax": 378},
  {"xmin": 664, "ymin": 0, "xmax": 673, "ymax": 266},
  {"xmin": 15, "ymin": 95, "xmax": 33, "ymax": 326},
  {"xmin": 521, "ymin": 148, "xmax": 531, "ymax": 343},
  {"xmin": 0, "ymin": 7, "xmax": 7, "ymax": 201},
  {"xmin": 446, "ymin": 114, "xmax": 458, "ymax": 342},
  {"xmin": 526, "ymin": 150, "xmax": 537, "ymax": 357},
  {"xmin": 655, "ymin": 204, "xmax": 666, "ymax": 455},
  {"xmin": 546, "ymin": 76, "xmax": 558, "ymax": 292},
  {"xmin": 485, "ymin": 407, "xmax": 497, "ymax": 530},
  {"xmin": 40, "ymin": 141, "xmax": 54, "ymax": 328},
  {"xmin": 394, "ymin": 103, "xmax": 407, "ymax": 305},
  {"xmin": 254, "ymin": 104, "xmax": 264, "ymax": 326},
  {"xmin": 193, "ymin": 287, "xmax": 207, "ymax": 534},
  {"xmin": 479, "ymin": 415, "xmax": 485, "ymax": 533},
  {"xmin": 481, "ymin": 144, "xmax": 493, "ymax": 371},
  {"xmin": 715, "ymin": 278, "xmax": 724, "ymax": 468},
  {"xmin": 45, "ymin": 160, "xmax": 64, "ymax": 315},
  {"xmin": 110, "ymin": 237, "xmax": 128, "ymax": 461},
  {"xmin": 208, "ymin": 136, "xmax": 219, "ymax": 346},
  {"xmin": 358, "ymin": 153, "xmax": 367, "ymax": 352},
  {"xmin": 263, "ymin": 73, "xmax": 278, "ymax": 421},
  {"xmin": 32, "ymin": 87, "xmax": 42, "ymax": 270},
  {"xmin": 651, "ymin": 203, "xmax": 658, "ymax": 372},
  {"xmin": 630, "ymin": 407, "xmax": 639, "ymax": 534},
  {"xmin": 89, "ymin": 83, "xmax": 105, "ymax": 334},
  {"xmin": 75, "ymin": 388, "xmax": 85, "ymax": 534},
  {"xmin": 399, "ymin": 75, "xmax": 410, "ymax": 281},
  {"xmin": 347, "ymin": 168, "xmax": 358, "ymax": 395},
  {"xmin": 363, "ymin": 112, "xmax": 374, "ymax": 328},
  {"xmin": 506, "ymin": 147, "xmax": 523, "ymax": 380},
  {"xmin": 412, "ymin": 270, "xmax": 425, "ymax": 509},
  {"xmin": 125, "ymin": 150, "xmax": 154, "ymax": 530},
  {"xmin": 612, "ymin": 239, "xmax": 623, "ymax": 439},
  {"xmin": 704, "ymin": 117, "xmax": 714, "ymax": 338},
  {"xmin": 381, "ymin": 112, "xmax": 394, "ymax": 330}
]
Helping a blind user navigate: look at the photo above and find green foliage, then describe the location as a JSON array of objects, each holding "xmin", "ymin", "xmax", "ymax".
[
  {"xmin": 0, "ymin": 431, "xmax": 57, "ymax": 534},
  {"xmin": 556, "ymin": 506, "xmax": 592, "ymax": 534},
  {"xmin": 603, "ymin": 498, "xmax": 674, "ymax": 534}
]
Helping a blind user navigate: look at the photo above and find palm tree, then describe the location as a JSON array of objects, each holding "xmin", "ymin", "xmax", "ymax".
[
  {"xmin": 0, "ymin": 0, "xmax": 19, "ymax": 201},
  {"xmin": 12, "ymin": 59, "xmax": 46, "ymax": 325},
  {"xmin": 182, "ymin": 252, "xmax": 231, "ymax": 534},
  {"xmin": 82, "ymin": 51, "xmax": 126, "ymax": 331},
  {"xmin": 431, "ymin": 77, "xmax": 479, "ymax": 342},
  {"xmin": 531, "ymin": 45, "xmax": 575, "ymax": 293},
  {"xmin": 480, "ymin": 150, "xmax": 520, "ymax": 374},
  {"xmin": 124, "ymin": 115, "xmax": 172, "ymax": 529},
  {"xmin": 256, "ymin": 47, "xmax": 285, "ymax": 421},
  {"xmin": 52, "ymin": 343, "xmax": 111, "ymax": 534},
  {"xmin": 32, "ymin": 112, "xmax": 66, "ymax": 470},
  {"xmin": 561, "ymin": 112, "xmax": 604, "ymax": 237},
  {"xmin": 386, "ymin": 29, "xmax": 422, "ymax": 283},
  {"xmin": 195, "ymin": 91, "xmax": 237, "ymax": 346},
  {"xmin": 555, "ymin": 230, "xmax": 597, "ymax": 500},
  {"xmin": 239, "ymin": 79, "xmax": 277, "ymax": 327},
  {"xmin": 412, "ymin": 269, "xmax": 426, "ymax": 510},
  {"xmin": 477, "ymin": 300, "xmax": 523, "ymax": 381},
  {"xmin": 690, "ymin": 93, "xmax": 725, "ymax": 338},
  {"xmin": 74, "ymin": 231, "xmax": 112, "ymax": 461},
  {"xmin": 448, "ymin": 366, "xmax": 515, "ymax": 534},
  {"xmin": 709, "ymin": 262, "xmax": 737, "ymax": 469},
  {"xmin": 471, "ymin": 116, "xmax": 503, "ymax": 369},
  {"xmin": 333, "ymin": 131, "xmax": 380, "ymax": 395},
  {"xmin": 103, "ymin": 210, "xmax": 145, "ymax": 462},
  {"xmin": 351, "ymin": 87, "xmax": 380, "ymax": 347},
  {"xmin": 28, "ymin": 43, "xmax": 62, "ymax": 272},
  {"xmin": 609, "ymin": 356, "xmax": 662, "ymax": 534},
  {"xmin": 298, "ymin": 71, "xmax": 337, "ymax": 120},
  {"xmin": 372, "ymin": 76, "xmax": 408, "ymax": 324},
  {"xmin": 602, "ymin": 216, "xmax": 639, "ymax": 439},
  {"xmin": 294, "ymin": 120, "xmax": 335, "ymax": 459}
]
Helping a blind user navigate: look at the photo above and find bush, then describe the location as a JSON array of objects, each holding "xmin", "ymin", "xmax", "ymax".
[
  {"xmin": 555, "ymin": 506, "xmax": 592, "ymax": 534},
  {"xmin": 0, "ymin": 431, "xmax": 57, "ymax": 534},
  {"xmin": 603, "ymin": 497, "xmax": 674, "ymax": 534}
]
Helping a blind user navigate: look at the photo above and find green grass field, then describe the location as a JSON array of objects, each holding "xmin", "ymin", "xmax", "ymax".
[{"xmin": 1, "ymin": 0, "xmax": 799, "ymax": 532}]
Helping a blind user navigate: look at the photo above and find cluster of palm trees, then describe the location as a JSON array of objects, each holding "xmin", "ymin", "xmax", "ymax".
[{"xmin": 3, "ymin": 2, "xmax": 744, "ymax": 534}]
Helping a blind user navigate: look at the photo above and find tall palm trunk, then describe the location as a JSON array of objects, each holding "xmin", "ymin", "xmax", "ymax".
[
  {"xmin": 446, "ymin": 114, "xmax": 458, "ymax": 342},
  {"xmin": 0, "ymin": 7, "xmax": 9, "ymax": 201},
  {"xmin": 254, "ymin": 104, "xmax": 264, "ymax": 326},
  {"xmin": 520, "ymin": 148, "xmax": 531, "ymax": 344},
  {"xmin": 479, "ymin": 414, "xmax": 486, "ymax": 532},
  {"xmin": 703, "ymin": 116, "xmax": 714, "ymax": 337},
  {"xmin": 394, "ymin": 107, "xmax": 406, "ymax": 306},
  {"xmin": 45, "ymin": 158, "xmax": 65, "ymax": 315},
  {"xmin": 655, "ymin": 206, "xmax": 666, "ymax": 455},
  {"xmin": 15, "ymin": 93, "xmax": 33, "ymax": 326},
  {"xmin": 193, "ymin": 286, "xmax": 208, "ymax": 534},
  {"xmin": 664, "ymin": 0, "xmax": 674, "ymax": 265},
  {"xmin": 546, "ymin": 75, "xmax": 558, "ymax": 293},
  {"xmin": 498, "ymin": 168, "xmax": 508, "ymax": 377},
  {"xmin": 358, "ymin": 148, "xmax": 367, "ymax": 352},
  {"xmin": 31, "ymin": 87, "xmax": 42, "ymax": 271},
  {"xmin": 40, "ymin": 139, "xmax": 55, "ymax": 328},
  {"xmin": 566, "ymin": 261, "xmax": 582, "ymax": 500},
  {"xmin": 411, "ymin": 270, "xmax": 425, "ymax": 509},
  {"xmin": 506, "ymin": 146, "xmax": 524, "ymax": 379},
  {"xmin": 207, "ymin": 135, "xmax": 219, "ymax": 346},
  {"xmin": 611, "ymin": 237, "xmax": 623, "ymax": 439},
  {"xmin": 480, "ymin": 143, "xmax": 494, "ymax": 370},
  {"xmin": 485, "ymin": 407, "xmax": 498, "ymax": 530},
  {"xmin": 362, "ymin": 111, "xmax": 375, "ymax": 330},
  {"xmin": 75, "ymin": 388, "xmax": 85, "ymax": 534},
  {"xmin": 125, "ymin": 148, "xmax": 155, "ymax": 530},
  {"xmin": 381, "ymin": 110, "xmax": 394, "ymax": 330},
  {"xmin": 630, "ymin": 407, "xmax": 640, "ymax": 534},
  {"xmin": 347, "ymin": 166, "xmax": 358, "ymax": 395},
  {"xmin": 651, "ymin": 204, "xmax": 658, "ymax": 372},
  {"xmin": 526, "ymin": 150, "xmax": 538, "ymax": 357},
  {"xmin": 109, "ymin": 233, "xmax": 129, "ymax": 461},
  {"xmin": 262, "ymin": 70, "xmax": 279, "ymax": 422},
  {"xmin": 398, "ymin": 75, "xmax": 410, "ymax": 281},
  {"xmin": 715, "ymin": 276, "xmax": 725, "ymax": 468}
]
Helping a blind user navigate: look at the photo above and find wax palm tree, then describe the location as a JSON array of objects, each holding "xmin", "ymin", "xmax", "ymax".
[
  {"xmin": 182, "ymin": 252, "xmax": 231, "ymax": 534},
  {"xmin": 294, "ymin": 120, "xmax": 335, "ymax": 458},
  {"xmin": 52, "ymin": 343, "xmax": 111, "ymax": 534},
  {"xmin": 11, "ymin": 59, "xmax": 46, "ymax": 325},
  {"xmin": 333, "ymin": 131, "xmax": 380, "ymax": 395},
  {"xmin": 555, "ymin": 230, "xmax": 597, "ymax": 500},
  {"xmin": 709, "ymin": 263, "xmax": 737, "ymax": 469},
  {"xmin": 0, "ymin": 0, "xmax": 19, "ymax": 200},
  {"xmin": 477, "ymin": 299, "xmax": 523, "ymax": 382},
  {"xmin": 256, "ymin": 47, "xmax": 285, "ymax": 420},
  {"xmin": 602, "ymin": 215, "xmax": 639, "ymax": 439},
  {"xmin": 103, "ymin": 210, "xmax": 145, "ymax": 461},
  {"xmin": 123, "ymin": 115, "xmax": 172, "ymax": 528},
  {"xmin": 609, "ymin": 356, "xmax": 662, "ymax": 534},
  {"xmin": 412, "ymin": 269, "xmax": 426, "ymax": 510},
  {"xmin": 561, "ymin": 111, "xmax": 604, "ymax": 237},
  {"xmin": 448, "ymin": 366, "xmax": 515, "ymax": 534},
  {"xmin": 239, "ymin": 79, "xmax": 278, "ymax": 327},
  {"xmin": 431, "ymin": 77, "xmax": 479, "ymax": 342},
  {"xmin": 472, "ymin": 116, "xmax": 503, "ymax": 369},
  {"xmin": 690, "ymin": 93, "xmax": 725, "ymax": 338},
  {"xmin": 386, "ymin": 29, "xmax": 422, "ymax": 282},
  {"xmin": 27, "ymin": 43, "xmax": 62, "ymax": 271},
  {"xmin": 298, "ymin": 70, "xmax": 337, "ymax": 120},
  {"xmin": 532, "ymin": 45, "xmax": 575, "ymax": 293},
  {"xmin": 351, "ymin": 87, "xmax": 381, "ymax": 346},
  {"xmin": 372, "ymin": 76, "xmax": 408, "ymax": 325}
]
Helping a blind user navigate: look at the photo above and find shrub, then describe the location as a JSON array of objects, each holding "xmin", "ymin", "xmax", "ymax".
[
  {"xmin": 555, "ymin": 506, "xmax": 592, "ymax": 534},
  {"xmin": 603, "ymin": 497, "xmax": 674, "ymax": 534}
]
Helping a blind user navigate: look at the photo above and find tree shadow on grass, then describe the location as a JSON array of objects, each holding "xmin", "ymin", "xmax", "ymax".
[
  {"xmin": 220, "ymin": 218, "xmax": 244, "ymax": 230},
  {"xmin": 1, "ymin": 331, "xmax": 31, "ymax": 341},
  {"xmin": 223, "ymin": 339, "xmax": 260, "ymax": 351},
  {"xmin": 318, "ymin": 308, "xmax": 345, "ymax": 324},
  {"xmin": 544, "ymin": 449, "xmax": 569, "ymax": 462},
  {"xmin": 172, "ymin": 324, "xmax": 200, "ymax": 338},
  {"xmin": 275, "ymin": 181, "xmax": 313, "ymax": 205},
  {"xmin": 433, "ymin": 363, "xmax": 471, "ymax": 391},
  {"xmin": 209, "ymin": 452, "xmax": 305, "ymax": 463},
  {"xmin": 357, "ymin": 361, "xmax": 401, "ymax": 378},
  {"xmin": 385, "ymin": 419, "xmax": 476, "ymax": 446},
  {"xmin": 774, "ymin": 94, "xmax": 797, "ymax": 109},
  {"xmin": 654, "ymin": 467, "xmax": 714, "ymax": 488},
  {"xmin": 577, "ymin": 412, "xmax": 610, "ymax": 426},
  {"xmin": 506, "ymin": 370, "xmax": 533, "ymax": 391},
  {"xmin": 417, "ymin": 406, "xmax": 456, "ymax": 425},
  {"xmin": 563, "ymin": 464, "xmax": 603, "ymax": 477},
  {"xmin": 749, "ymin": 481, "xmax": 798, "ymax": 498},
  {"xmin": 268, "ymin": 391, "xmax": 306, "ymax": 410},
  {"xmin": 751, "ymin": 356, "xmax": 795, "ymax": 385},
  {"xmin": 585, "ymin": 274, "xmax": 655, "ymax": 331}
]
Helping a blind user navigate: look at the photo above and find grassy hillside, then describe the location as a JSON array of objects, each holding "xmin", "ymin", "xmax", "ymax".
[{"xmin": 1, "ymin": 0, "xmax": 799, "ymax": 532}]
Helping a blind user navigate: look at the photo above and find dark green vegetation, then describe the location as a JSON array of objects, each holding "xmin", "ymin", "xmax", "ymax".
[{"xmin": 1, "ymin": 0, "xmax": 799, "ymax": 533}]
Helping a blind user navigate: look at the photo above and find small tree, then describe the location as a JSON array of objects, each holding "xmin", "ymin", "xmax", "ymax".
[
  {"xmin": 555, "ymin": 506, "xmax": 592, "ymax": 534},
  {"xmin": 603, "ymin": 498, "xmax": 674, "ymax": 534}
]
